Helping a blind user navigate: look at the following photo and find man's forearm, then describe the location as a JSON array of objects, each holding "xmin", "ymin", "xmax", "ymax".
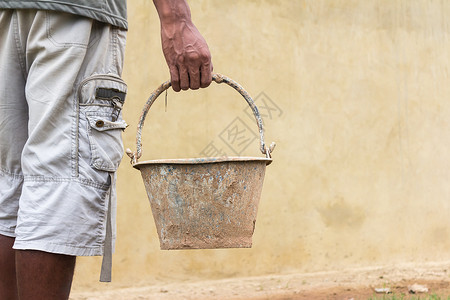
[{"xmin": 153, "ymin": 0, "xmax": 192, "ymax": 25}]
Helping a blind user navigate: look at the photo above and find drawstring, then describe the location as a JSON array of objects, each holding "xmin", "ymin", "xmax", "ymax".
[{"xmin": 100, "ymin": 175, "xmax": 113, "ymax": 282}]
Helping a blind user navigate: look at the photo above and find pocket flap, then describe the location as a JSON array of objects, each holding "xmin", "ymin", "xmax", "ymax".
[{"xmin": 87, "ymin": 116, "xmax": 127, "ymax": 132}]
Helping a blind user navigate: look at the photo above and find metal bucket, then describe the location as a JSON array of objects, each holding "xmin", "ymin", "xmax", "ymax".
[{"xmin": 126, "ymin": 73, "xmax": 275, "ymax": 249}]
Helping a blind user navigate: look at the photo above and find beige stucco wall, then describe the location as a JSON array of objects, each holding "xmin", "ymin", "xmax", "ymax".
[{"xmin": 72, "ymin": 0, "xmax": 450, "ymax": 291}]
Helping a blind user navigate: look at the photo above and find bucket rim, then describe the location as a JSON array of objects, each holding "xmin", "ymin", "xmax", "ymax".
[{"xmin": 132, "ymin": 156, "xmax": 272, "ymax": 169}]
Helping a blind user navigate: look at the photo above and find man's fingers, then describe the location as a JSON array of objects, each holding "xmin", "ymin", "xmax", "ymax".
[
  {"xmin": 169, "ymin": 66, "xmax": 181, "ymax": 92},
  {"xmin": 200, "ymin": 63, "xmax": 213, "ymax": 88},
  {"xmin": 184, "ymin": 51, "xmax": 201, "ymax": 90},
  {"xmin": 178, "ymin": 65, "xmax": 190, "ymax": 91},
  {"xmin": 189, "ymin": 69, "xmax": 201, "ymax": 90},
  {"xmin": 170, "ymin": 52, "xmax": 212, "ymax": 92}
]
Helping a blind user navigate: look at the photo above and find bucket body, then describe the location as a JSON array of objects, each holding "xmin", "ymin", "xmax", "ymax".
[
  {"xmin": 128, "ymin": 73, "xmax": 275, "ymax": 250},
  {"xmin": 134, "ymin": 157, "xmax": 270, "ymax": 249}
]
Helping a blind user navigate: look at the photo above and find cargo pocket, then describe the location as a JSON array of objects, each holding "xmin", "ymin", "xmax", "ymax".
[
  {"xmin": 77, "ymin": 74, "xmax": 127, "ymax": 175},
  {"xmin": 86, "ymin": 114, "xmax": 127, "ymax": 172}
]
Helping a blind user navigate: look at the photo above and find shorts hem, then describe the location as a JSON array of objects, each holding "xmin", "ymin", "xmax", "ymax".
[
  {"xmin": 13, "ymin": 240, "xmax": 104, "ymax": 256},
  {"xmin": 0, "ymin": 227, "xmax": 16, "ymax": 238}
]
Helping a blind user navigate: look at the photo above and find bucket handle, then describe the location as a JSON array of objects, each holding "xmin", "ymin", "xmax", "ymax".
[{"xmin": 126, "ymin": 73, "xmax": 276, "ymax": 164}]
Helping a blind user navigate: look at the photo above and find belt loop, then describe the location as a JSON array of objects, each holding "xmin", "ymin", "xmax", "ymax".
[{"xmin": 100, "ymin": 175, "xmax": 113, "ymax": 282}]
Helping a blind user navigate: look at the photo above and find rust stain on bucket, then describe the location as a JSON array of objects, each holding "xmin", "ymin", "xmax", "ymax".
[{"xmin": 134, "ymin": 157, "xmax": 270, "ymax": 249}]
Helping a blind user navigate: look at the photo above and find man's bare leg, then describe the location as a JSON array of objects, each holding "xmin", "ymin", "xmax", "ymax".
[
  {"xmin": 16, "ymin": 250, "xmax": 76, "ymax": 300},
  {"xmin": 0, "ymin": 234, "xmax": 18, "ymax": 300}
]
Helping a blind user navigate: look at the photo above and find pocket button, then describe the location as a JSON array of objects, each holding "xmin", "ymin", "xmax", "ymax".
[{"xmin": 96, "ymin": 120, "xmax": 105, "ymax": 128}]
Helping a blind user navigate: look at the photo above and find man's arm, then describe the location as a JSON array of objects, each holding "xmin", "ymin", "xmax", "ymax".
[{"xmin": 153, "ymin": 0, "xmax": 213, "ymax": 92}]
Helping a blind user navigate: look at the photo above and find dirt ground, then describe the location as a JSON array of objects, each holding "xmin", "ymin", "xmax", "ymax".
[{"xmin": 70, "ymin": 261, "xmax": 450, "ymax": 300}]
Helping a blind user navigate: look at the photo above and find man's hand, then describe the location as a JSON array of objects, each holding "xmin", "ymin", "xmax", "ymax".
[{"xmin": 154, "ymin": 0, "xmax": 213, "ymax": 92}]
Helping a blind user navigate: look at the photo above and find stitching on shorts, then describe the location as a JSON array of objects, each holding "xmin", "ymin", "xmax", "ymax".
[
  {"xmin": 0, "ymin": 167, "xmax": 24, "ymax": 180},
  {"xmin": 44, "ymin": 241, "xmax": 104, "ymax": 250},
  {"xmin": 12, "ymin": 10, "xmax": 28, "ymax": 80},
  {"xmin": 96, "ymin": 186, "xmax": 110, "ymax": 248},
  {"xmin": 23, "ymin": 176, "xmax": 110, "ymax": 190},
  {"xmin": 110, "ymin": 27, "xmax": 118, "ymax": 74},
  {"xmin": 17, "ymin": 241, "xmax": 104, "ymax": 251},
  {"xmin": 71, "ymin": 90, "xmax": 78, "ymax": 178}
]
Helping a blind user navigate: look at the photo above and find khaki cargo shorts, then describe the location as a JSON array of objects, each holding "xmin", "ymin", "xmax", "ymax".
[{"xmin": 0, "ymin": 9, "xmax": 127, "ymax": 266}]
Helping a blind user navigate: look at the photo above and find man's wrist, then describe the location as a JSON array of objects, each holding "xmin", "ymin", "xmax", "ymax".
[{"xmin": 154, "ymin": 0, "xmax": 192, "ymax": 25}]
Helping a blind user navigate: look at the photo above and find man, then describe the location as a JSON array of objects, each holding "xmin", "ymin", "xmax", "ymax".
[{"xmin": 0, "ymin": 0, "xmax": 213, "ymax": 299}]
